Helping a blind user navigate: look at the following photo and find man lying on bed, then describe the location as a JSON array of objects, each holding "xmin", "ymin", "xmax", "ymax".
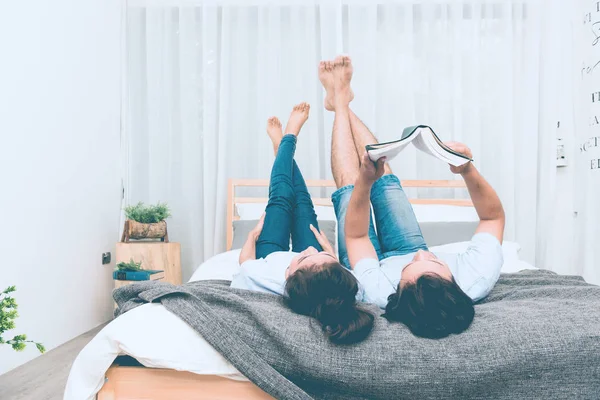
[
  {"xmin": 231, "ymin": 102, "xmax": 374, "ymax": 345},
  {"xmin": 320, "ymin": 54, "xmax": 506, "ymax": 339}
]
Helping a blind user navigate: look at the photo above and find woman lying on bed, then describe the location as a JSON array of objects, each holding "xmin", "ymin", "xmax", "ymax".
[{"xmin": 231, "ymin": 103, "xmax": 373, "ymax": 344}]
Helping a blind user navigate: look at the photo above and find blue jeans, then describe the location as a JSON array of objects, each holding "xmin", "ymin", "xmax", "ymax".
[
  {"xmin": 332, "ymin": 174, "xmax": 428, "ymax": 269},
  {"xmin": 256, "ymin": 135, "xmax": 322, "ymax": 258}
]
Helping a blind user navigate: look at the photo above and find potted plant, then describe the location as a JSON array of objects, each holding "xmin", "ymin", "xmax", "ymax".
[
  {"xmin": 116, "ymin": 259, "xmax": 143, "ymax": 271},
  {"xmin": 0, "ymin": 286, "xmax": 45, "ymax": 353},
  {"xmin": 121, "ymin": 202, "xmax": 171, "ymax": 242}
]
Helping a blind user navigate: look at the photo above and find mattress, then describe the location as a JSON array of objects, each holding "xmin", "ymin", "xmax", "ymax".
[
  {"xmin": 64, "ymin": 244, "xmax": 536, "ymax": 400},
  {"xmin": 64, "ymin": 258, "xmax": 247, "ymax": 400}
]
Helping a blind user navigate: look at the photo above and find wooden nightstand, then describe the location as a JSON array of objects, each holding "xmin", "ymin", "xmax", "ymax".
[{"xmin": 115, "ymin": 242, "xmax": 182, "ymax": 286}]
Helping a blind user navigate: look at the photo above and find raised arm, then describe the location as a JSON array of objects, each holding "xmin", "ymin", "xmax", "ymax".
[
  {"xmin": 238, "ymin": 214, "xmax": 265, "ymax": 264},
  {"xmin": 446, "ymin": 142, "xmax": 505, "ymax": 243},
  {"xmin": 345, "ymin": 154, "xmax": 386, "ymax": 268}
]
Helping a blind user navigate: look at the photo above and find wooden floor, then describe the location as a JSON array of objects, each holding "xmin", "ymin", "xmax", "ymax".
[{"xmin": 0, "ymin": 323, "xmax": 107, "ymax": 400}]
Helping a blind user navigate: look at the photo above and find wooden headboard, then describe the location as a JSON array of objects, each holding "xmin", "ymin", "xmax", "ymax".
[{"xmin": 227, "ymin": 178, "xmax": 472, "ymax": 250}]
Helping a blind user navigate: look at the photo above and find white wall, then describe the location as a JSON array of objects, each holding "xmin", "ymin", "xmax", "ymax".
[
  {"xmin": 573, "ymin": 0, "xmax": 600, "ymax": 285},
  {"xmin": 538, "ymin": 0, "xmax": 598, "ymax": 286},
  {"xmin": 0, "ymin": 0, "xmax": 122, "ymax": 374},
  {"xmin": 550, "ymin": 130, "xmax": 578, "ymax": 276}
]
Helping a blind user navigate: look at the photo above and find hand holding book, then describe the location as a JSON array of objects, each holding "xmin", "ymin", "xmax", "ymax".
[
  {"xmin": 359, "ymin": 153, "xmax": 386, "ymax": 184},
  {"xmin": 444, "ymin": 141, "xmax": 473, "ymax": 174}
]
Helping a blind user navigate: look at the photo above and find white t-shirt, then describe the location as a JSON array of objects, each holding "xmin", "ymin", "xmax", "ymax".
[
  {"xmin": 354, "ymin": 233, "xmax": 504, "ymax": 309},
  {"xmin": 230, "ymin": 251, "xmax": 364, "ymax": 301},
  {"xmin": 230, "ymin": 252, "xmax": 297, "ymax": 296}
]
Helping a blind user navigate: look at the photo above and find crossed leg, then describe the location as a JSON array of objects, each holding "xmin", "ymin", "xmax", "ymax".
[
  {"xmin": 319, "ymin": 59, "xmax": 358, "ymax": 189},
  {"xmin": 321, "ymin": 55, "xmax": 427, "ymax": 258},
  {"xmin": 257, "ymin": 104, "xmax": 323, "ymax": 258},
  {"xmin": 321, "ymin": 56, "xmax": 382, "ymax": 267},
  {"xmin": 348, "ymin": 111, "xmax": 393, "ymax": 175},
  {"xmin": 348, "ymin": 108, "xmax": 428, "ymax": 256}
]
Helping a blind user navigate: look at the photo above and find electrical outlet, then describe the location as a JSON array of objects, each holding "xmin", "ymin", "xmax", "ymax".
[
  {"xmin": 102, "ymin": 252, "xmax": 111, "ymax": 265},
  {"xmin": 556, "ymin": 138, "xmax": 567, "ymax": 167}
]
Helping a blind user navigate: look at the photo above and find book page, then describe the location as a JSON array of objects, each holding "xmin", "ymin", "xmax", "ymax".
[
  {"xmin": 412, "ymin": 131, "xmax": 438, "ymax": 158},
  {"xmin": 413, "ymin": 128, "xmax": 469, "ymax": 166},
  {"xmin": 367, "ymin": 130, "xmax": 420, "ymax": 161}
]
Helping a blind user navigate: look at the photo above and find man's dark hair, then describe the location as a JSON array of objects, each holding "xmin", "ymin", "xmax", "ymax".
[
  {"xmin": 383, "ymin": 273, "xmax": 474, "ymax": 339},
  {"xmin": 285, "ymin": 261, "xmax": 374, "ymax": 345}
]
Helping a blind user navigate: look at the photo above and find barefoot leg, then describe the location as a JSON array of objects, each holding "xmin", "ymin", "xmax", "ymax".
[
  {"xmin": 349, "ymin": 111, "xmax": 393, "ymax": 175},
  {"xmin": 284, "ymin": 102, "xmax": 310, "ymax": 136},
  {"xmin": 331, "ymin": 55, "xmax": 359, "ymax": 188},
  {"xmin": 266, "ymin": 116, "xmax": 283, "ymax": 156}
]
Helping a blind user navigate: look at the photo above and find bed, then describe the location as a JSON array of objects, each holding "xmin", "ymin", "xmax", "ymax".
[{"xmin": 65, "ymin": 179, "xmax": 537, "ymax": 400}]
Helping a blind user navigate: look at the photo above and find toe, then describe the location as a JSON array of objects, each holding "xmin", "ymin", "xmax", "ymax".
[
  {"xmin": 319, "ymin": 61, "xmax": 326, "ymax": 71},
  {"xmin": 334, "ymin": 55, "xmax": 344, "ymax": 65}
]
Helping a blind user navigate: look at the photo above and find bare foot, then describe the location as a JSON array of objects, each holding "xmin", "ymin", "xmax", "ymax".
[
  {"xmin": 332, "ymin": 55, "xmax": 354, "ymax": 108},
  {"xmin": 319, "ymin": 61, "xmax": 335, "ymax": 111},
  {"xmin": 266, "ymin": 116, "xmax": 283, "ymax": 155},
  {"xmin": 284, "ymin": 103, "xmax": 310, "ymax": 136}
]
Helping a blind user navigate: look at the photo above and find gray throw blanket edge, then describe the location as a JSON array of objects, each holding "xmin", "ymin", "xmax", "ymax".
[
  {"xmin": 161, "ymin": 294, "xmax": 312, "ymax": 400},
  {"xmin": 113, "ymin": 281, "xmax": 311, "ymax": 400}
]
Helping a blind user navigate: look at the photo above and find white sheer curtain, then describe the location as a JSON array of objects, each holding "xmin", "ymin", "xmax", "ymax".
[{"xmin": 125, "ymin": 0, "xmax": 544, "ymax": 280}]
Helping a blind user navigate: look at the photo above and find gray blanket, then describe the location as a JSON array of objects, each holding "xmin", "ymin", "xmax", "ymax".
[{"xmin": 113, "ymin": 270, "xmax": 600, "ymax": 400}]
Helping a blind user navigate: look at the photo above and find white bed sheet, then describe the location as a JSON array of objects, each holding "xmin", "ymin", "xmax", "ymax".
[
  {"xmin": 65, "ymin": 244, "xmax": 536, "ymax": 400},
  {"xmin": 64, "ymin": 257, "xmax": 246, "ymax": 400}
]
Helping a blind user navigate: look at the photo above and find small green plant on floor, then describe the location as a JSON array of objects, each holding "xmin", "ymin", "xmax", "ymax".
[
  {"xmin": 124, "ymin": 202, "xmax": 171, "ymax": 224},
  {"xmin": 0, "ymin": 286, "xmax": 45, "ymax": 353},
  {"xmin": 116, "ymin": 259, "xmax": 143, "ymax": 272}
]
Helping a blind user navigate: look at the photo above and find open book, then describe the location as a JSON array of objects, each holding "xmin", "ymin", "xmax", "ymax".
[{"xmin": 366, "ymin": 125, "xmax": 472, "ymax": 167}]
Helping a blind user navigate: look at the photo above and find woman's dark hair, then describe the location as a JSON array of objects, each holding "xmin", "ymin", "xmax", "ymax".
[
  {"xmin": 383, "ymin": 274, "xmax": 474, "ymax": 339},
  {"xmin": 285, "ymin": 261, "xmax": 374, "ymax": 344}
]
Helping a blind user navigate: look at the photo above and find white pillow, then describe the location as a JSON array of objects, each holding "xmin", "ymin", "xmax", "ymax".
[
  {"xmin": 189, "ymin": 250, "xmax": 242, "ymax": 282},
  {"xmin": 500, "ymin": 259, "xmax": 538, "ymax": 273},
  {"xmin": 235, "ymin": 203, "xmax": 266, "ymax": 220},
  {"xmin": 411, "ymin": 204, "xmax": 479, "ymax": 222},
  {"xmin": 236, "ymin": 203, "xmax": 336, "ymax": 221}
]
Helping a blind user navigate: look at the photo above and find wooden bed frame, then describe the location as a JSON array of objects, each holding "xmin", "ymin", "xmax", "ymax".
[
  {"xmin": 98, "ymin": 366, "xmax": 273, "ymax": 399},
  {"xmin": 97, "ymin": 178, "xmax": 471, "ymax": 400},
  {"xmin": 227, "ymin": 178, "xmax": 472, "ymax": 250}
]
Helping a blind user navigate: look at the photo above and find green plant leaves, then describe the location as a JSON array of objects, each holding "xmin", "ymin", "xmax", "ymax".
[
  {"xmin": 116, "ymin": 258, "xmax": 143, "ymax": 271},
  {"xmin": 124, "ymin": 202, "xmax": 171, "ymax": 223},
  {"xmin": 1, "ymin": 286, "xmax": 45, "ymax": 354},
  {"xmin": 36, "ymin": 343, "xmax": 46, "ymax": 353}
]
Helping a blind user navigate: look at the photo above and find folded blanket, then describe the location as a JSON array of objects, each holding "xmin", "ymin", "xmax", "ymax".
[{"xmin": 113, "ymin": 270, "xmax": 600, "ymax": 400}]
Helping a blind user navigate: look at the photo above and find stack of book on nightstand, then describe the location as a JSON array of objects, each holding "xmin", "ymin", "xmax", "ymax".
[{"xmin": 113, "ymin": 269, "xmax": 165, "ymax": 281}]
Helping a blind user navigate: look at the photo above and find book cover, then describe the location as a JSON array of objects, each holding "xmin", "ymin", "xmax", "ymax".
[{"xmin": 113, "ymin": 269, "xmax": 165, "ymax": 281}]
